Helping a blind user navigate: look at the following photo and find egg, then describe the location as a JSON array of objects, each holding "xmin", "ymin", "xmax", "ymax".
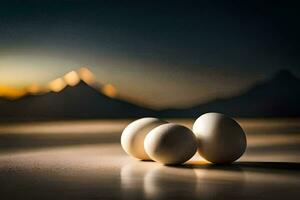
[
  {"xmin": 121, "ymin": 117, "xmax": 167, "ymax": 160},
  {"xmin": 144, "ymin": 123, "xmax": 198, "ymax": 165},
  {"xmin": 193, "ymin": 112, "xmax": 247, "ymax": 164}
]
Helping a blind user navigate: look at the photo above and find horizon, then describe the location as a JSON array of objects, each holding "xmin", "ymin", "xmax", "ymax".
[
  {"xmin": 0, "ymin": 67, "xmax": 298, "ymax": 111},
  {"xmin": 0, "ymin": 67, "xmax": 298, "ymax": 108}
]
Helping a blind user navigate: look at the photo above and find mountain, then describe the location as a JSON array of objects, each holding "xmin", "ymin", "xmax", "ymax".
[
  {"xmin": 160, "ymin": 69, "xmax": 300, "ymax": 118},
  {"xmin": 0, "ymin": 81, "xmax": 156, "ymax": 121},
  {"xmin": 0, "ymin": 69, "xmax": 299, "ymax": 121}
]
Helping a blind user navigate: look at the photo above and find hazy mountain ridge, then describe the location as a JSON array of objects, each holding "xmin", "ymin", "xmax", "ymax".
[
  {"xmin": 160, "ymin": 69, "xmax": 300, "ymax": 117},
  {"xmin": 0, "ymin": 69, "xmax": 299, "ymax": 120}
]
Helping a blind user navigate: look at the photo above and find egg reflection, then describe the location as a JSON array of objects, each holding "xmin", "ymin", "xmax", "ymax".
[
  {"xmin": 144, "ymin": 166, "xmax": 197, "ymax": 199},
  {"xmin": 120, "ymin": 161, "xmax": 246, "ymax": 200},
  {"xmin": 120, "ymin": 161, "xmax": 155, "ymax": 199},
  {"xmin": 195, "ymin": 165, "xmax": 245, "ymax": 199}
]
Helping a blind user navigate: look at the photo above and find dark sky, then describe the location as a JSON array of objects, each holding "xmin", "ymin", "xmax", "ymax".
[{"xmin": 0, "ymin": 0, "xmax": 299, "ymax": 108}]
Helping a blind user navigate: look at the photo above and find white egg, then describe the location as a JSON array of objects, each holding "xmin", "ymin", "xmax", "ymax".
[
  {"xmin": 121, "ymin": 117, "xmax": 167, "ymax": 160},
  {"xmin": 144, "ymin": 123, "xmax": 198, "ymax": 165},
  {"xmin": 193, "ymin": 112, "xmax": 247, "ymax": 164}
]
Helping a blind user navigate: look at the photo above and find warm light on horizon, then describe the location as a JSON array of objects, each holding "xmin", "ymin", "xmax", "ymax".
[
  {"xmin": 25, "ymin": 84, "xmax": 48, "ymax": 95},
  {"xmin": 78, "ymin": 67, "xmax": 95, "ymax": 85},
  {"xmin": 102, "ymin": 84, "xmax": 117, "ymax": 98},
  {"xmin": 48, "ymin": 77, "xmax": 66, "ymax": 92},
  {"xmin": 64, "ymin": 71, "xmax": 80, "ymax": 86},
  {"xmin": 0, "ymin": 67, "xmax": 101, "ymax": 99},
  {"xmin": 0, "ymin": 85, "xmax": 26, "ymax": 99}
]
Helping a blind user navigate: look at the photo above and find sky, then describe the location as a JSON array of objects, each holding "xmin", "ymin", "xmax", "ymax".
[{"xmin": 0, "ymin": 0, "xmax": 299, "ymax": 108}]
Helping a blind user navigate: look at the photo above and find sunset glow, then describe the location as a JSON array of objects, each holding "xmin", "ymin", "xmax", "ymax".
[
  {"xmin": 64, "ymin": 71, "xmax": 80, "ymax": 86},
  {"xmin": 102, "ymin": 84, "xmax": 117, "ymax": 98},
  {"xmin": 48, "ymin": 78, "xmax": 67, "ymax": 93},
  {"xmin": 78, "ymin": 67, "xmax": 95, "ymax": 85},
  {"xmin": 25, "ymin": 84, "xmax": 48, "ymax": 95},
  {"xmin": 0, "ymin": 68, "xmax": 117, "ymax": 100},
  {"xmin": 0, "ymin": 85, "xmax": 26, "ymax": 99}
]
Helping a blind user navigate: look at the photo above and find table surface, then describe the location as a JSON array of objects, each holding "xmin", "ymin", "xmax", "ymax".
[{"xmin": 0, "ymin": 119, "xmax": 299, "ymax": 200}]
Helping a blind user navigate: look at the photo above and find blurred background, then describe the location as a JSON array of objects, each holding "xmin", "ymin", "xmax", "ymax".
[{"xmin": 0, "ymin": 0, "xmax": 299, "ymax": 120}]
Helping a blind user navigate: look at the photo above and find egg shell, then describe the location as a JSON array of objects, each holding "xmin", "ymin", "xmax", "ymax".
[
  {"xmin": 144, "ymin": 123, "xmax": 198, "ymax": 165},
  {"xmin": 193, "ymin": 112, "xmax": 247, "ymax": 164},
  {"xmin": 121, "ymin": 117, "xmax": 167, "ymax": 160}
]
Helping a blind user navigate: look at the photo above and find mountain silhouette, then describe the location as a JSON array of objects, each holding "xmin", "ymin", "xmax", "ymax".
[
  {"xmin": 0, "ymin": 69, "xmax": 299, "ymax": 121},
  {"xmin": 160, "ymin": 69, "xmax": 300, "ymax": 118},
  {"xmin": 0, "ymin": 81, "xmax": 155, "ymax": 121}
]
